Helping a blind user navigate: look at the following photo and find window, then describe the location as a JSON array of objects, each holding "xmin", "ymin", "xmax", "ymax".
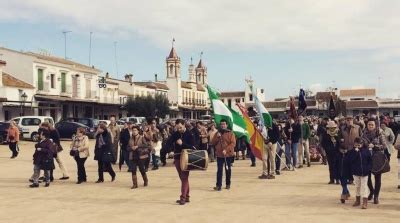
[
  {"xmin": 228, "ymin": 99, "xmax": 232, "ymax": 108},
  {"xmin": 61, "ymin": 72, "xmax": 66, "ymax": 93},
  {"xmin": 242, "ymin": 98, "xmax": 245, "ymax": 102},
  {"xmin": 37, "ymin": 69, "xmax": 44, "ymax": 90},
  {"xmin": 50, "ymin": 74, "xmax": 55, "ymax": 89},
  {"xmin": 85, "ymin": 79, "xmax": 91, "ymax": 98},
  {"xmin": 21, "ymin": 118, "xmax": 41, "ymax": 126},
  {"xmin": 261, "ymin": 89, "xmax": 264, "ymax": 94},
  {"xmin": 249, "ymin": 94, "xmax": 253, "ymax": 101},
  {"xmin": 169, "ymin": 64, "xmax": 174, "ymax": 75}
]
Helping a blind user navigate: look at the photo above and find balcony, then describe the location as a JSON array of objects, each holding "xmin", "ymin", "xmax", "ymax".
[
  {"xmin": 60, "ymin": 85, "xmax": 72, "ymax": 96},
  {"xmin": 36, "ymin": 82, "xmax": 50, "ymax": 94}
]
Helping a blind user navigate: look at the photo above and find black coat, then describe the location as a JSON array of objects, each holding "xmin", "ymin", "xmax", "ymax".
[
  {"xmin": 284, "ymin": 123, "xmax": 301, "ymax": 144},
  {"xmin": 348, "ymin": 148, "xmax": 372, "ymax": 177},
  {"xmin": 321, "ymin": 132, "xmax": 340, "ymax": 155},
  {"xmin": 94, "ymin": 130, "xmax": 113, "ymax": 161},
  {"xmin": 267, "ymin": 123, "xmax": 280, "ymax": 144},
  {"xmin": 167, "ymin": 130, "xmax": 195, "ymax": 160},
  {"xmin": 119, "ymin": 128, "xmax": 131, "ymax": 151},
  {"xmin": 33, "ymin": 139, "xmax": 55, "ymax": 170}
]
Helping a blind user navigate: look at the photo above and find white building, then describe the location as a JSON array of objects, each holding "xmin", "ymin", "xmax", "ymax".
[
  {"xmin": 0, "ymin": 47, "xmax": 102, "ymax": 122},
  {"xmin": 220, "ymin": 84, "xmax": 266, "ymax": 113},
  {"xmin": 157, "ymin": 47, "xmax": 209, "ymax": 119}
]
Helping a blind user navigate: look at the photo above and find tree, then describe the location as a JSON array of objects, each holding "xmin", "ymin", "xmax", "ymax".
[{"xmin": 125, "ymin": 94, "xmax": 170, "ymax": 119}]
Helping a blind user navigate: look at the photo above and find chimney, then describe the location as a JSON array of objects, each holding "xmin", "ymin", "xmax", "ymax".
[
  {"xmin": 105, "ymin": 72, "xmax": 110, "ymax": 78},
  {"xmin": 155, "ymin": 74, "xmax": 158, "ymax": 82},
  {"xmin": 124, "ymin": 74, "xmax": 130, "ymax": 82}
]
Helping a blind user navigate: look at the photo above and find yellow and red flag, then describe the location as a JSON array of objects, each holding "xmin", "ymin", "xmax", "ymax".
[{"xmin": 237, "ymin": 104, "xmax": 264, "ymax": 161}]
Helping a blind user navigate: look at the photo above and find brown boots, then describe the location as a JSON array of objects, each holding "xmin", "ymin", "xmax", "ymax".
[
  {"xmin": 131, "ymin": 175, "xmax": 138, "ymax": 189},
  {"xmin": 362, "ymin": 198, "xmax": 368, "ymax": 209},
  {"xmin": 143, "ymin": 174, "xmax": 148, "ymax": 187},
  {"xmin": 353, "ymin": 196, "xmax": 368, "ymax": 209},
  {"xmin": 353, "ymin": 196, "xmax": 361, "ymax": 206}
]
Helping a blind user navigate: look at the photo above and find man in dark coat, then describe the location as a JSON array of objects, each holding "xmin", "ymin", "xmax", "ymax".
[
  {"xmin": 94, "ymin": 123, "xmax": 116, "ymax": 183},
  {"xmin": 120, "ymin": 122, "xmax": 133, "ymax": 171},
  {"xmin": 167, "ymin": 119, "xmax": 195, "ymax": 205}
]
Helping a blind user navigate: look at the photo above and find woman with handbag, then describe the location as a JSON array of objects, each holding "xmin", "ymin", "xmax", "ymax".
[
  {"xmin": 361, "ymin": 118, "xmax": 388, "ymax": 204},
  {"xmin": 70, "ymin": 127, "xmax": 90, "ymax": 184},
  {"xmin": 129, "ymin": 125, "xmax": 151, "ymax": 189},
  {"xmin": 94, "ymin": 123, "xmax": 116, "ymax": 183}
]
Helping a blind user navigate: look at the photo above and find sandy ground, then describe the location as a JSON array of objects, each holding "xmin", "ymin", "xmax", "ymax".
[{"xmin": 0, "ymin": 140, "xmax": 399, "ymax": 223}]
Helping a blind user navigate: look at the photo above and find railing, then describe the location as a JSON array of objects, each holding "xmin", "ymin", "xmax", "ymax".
[{"xmin": 37, "ymin": 82, "xmax": 50, "ymax": 93}]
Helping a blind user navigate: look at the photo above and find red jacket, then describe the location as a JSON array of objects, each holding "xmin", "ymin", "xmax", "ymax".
[
  {"xmin": 7, "ymin": 126, "xmax": 20, "ymax": 142},
  {"xmin": 211, "ymin": 129, "xmax": 236, "ymax": 158}
]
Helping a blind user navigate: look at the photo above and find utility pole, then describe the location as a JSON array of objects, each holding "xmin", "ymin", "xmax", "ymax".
[
  {"xmin": 62, "ymin": 30, "xmax": 71, "ymax": 59},
  {"xmin": 89, "ymin": 32, "xmax": 93, "ymax": 66},
  {"xmin": 114, "ymin": 41, "xmax": 119, "ymax": 79}
]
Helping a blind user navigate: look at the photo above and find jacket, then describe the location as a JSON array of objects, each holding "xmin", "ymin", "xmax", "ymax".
[
  {"xmin": 284, "ymin": 123, "xmax": 301, "ymax": 144},
  {"xmin": 267, "ymin": 123, "xmax": 280, "ymax": 144},
  {"xmin": 348, "ymin": 148, "xmax": 372, "ymax": 177},
  {"xmin": 167, "ymin": 130, "xmax": 196, "ymax": 160},
  {"xmin": 381, "ymin": 127, "xmax": 395, "ymax": 154},
  {"xmin": 94, "ymin": 130, "xmax": 113, "ymax": 161},
  {"xmin": 361, "ymin": 129, "xmax": 387, "ymax": 152},
  {"xmin": 33, "ymin": 138, "xmax": 55, "ymax": 170},
  {"xmin": 108, "ymin": 123, "xmax": 120, "ymax": 144},
  {"xmin": 339, "ymin": 124, "xmax": 361, "ymax": 151},
  {"xmin": 7, "ymin": 126, "xmax": 20, "ymax": 142},
  {"xmin": 211, "ymin": 129, "xmax": 236, "ymax": 158},
  {"xmin": 129, "ymin": 134, "xmax": 151, "ymax": 160},
  {"xmin": 301, "ymin": 123, "xmax": 311, "ymax": 140},
  {"xmin": 321, "ymin": 131, "xmax": 340, "ymax": 154},
  {"xmin": 71, "ymin": 135, "xmax": 90, "ymax": 158}
]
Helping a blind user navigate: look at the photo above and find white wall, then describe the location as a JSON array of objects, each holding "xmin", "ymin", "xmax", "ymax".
[{"xmin": 0, "ymin": 48, "xmax": 35, "ymax": 84}]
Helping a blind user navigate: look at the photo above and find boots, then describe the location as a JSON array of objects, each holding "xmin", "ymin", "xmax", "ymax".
[
  {"xmin": 143, "ymin": 174, "xmax": 148, "ymax": 187},
  {"xmin": 131, "ymin": 175, "xmax": 138, "ymax": 189},
  {"xmin": 322, "ymin": 156, "xmax": 327, "ymax": 165},
  {"xmin": 374, "ymin": 196, "xmax": 379, "ymax": 204},
  {"xmin": 362, "ymin": 198, "xmax": 368, "ymax": 209},
  {"xmin": 368, "ymin": 191, "xmax": 373, "ymax": 201},
  {"xmin": 353, "ymin": 196, "xmax": 361, "ymax": 207},
  {"xmin": 340, "ymin": 194, "xmax": 346, "ymax": 204}
]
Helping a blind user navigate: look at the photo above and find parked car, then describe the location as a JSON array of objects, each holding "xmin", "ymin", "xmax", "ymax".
[
  {"xmin": 395, "ymin": 115, "xmax": 400, "ymax": 123},
  {"xmin": 119, "ymin": 117, "xmax": 146, "ymax": 125},
  {"xmin": 60, "ymin": 118, "xmax": 99, "ymax": 138},
  {"xmin": 55, "ymin": 121, "xmax": 90, "ymax": 140},
  {"xmin": 0, "ymin": 122, "xmax": 10, "ymax": 144},
  {"xmin": 11, "ymin": 116, "xmax": 54, "ymax": 142}
]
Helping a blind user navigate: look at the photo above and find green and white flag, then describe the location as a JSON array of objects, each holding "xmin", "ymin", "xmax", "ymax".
[
  {"xmin": 249, "ymin": 82, "xmax": 273, "ymax": 128},
  {"xmin": 207, "ymin": 85, "xmax": 249, "ymax": 142}
]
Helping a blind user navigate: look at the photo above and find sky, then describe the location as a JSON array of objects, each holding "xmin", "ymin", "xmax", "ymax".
[{"xmin": 1, "ymin": 0, "xmax": 400, "ymax": 100}]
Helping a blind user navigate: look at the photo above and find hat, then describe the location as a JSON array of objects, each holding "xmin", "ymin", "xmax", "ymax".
[
  {"xmin": 326, "ymin": 121, "xmax": 337, "ymax": 128},
  {"xmin": 346, "ymin": 115, "xmax": 354, "ymax": 120}
]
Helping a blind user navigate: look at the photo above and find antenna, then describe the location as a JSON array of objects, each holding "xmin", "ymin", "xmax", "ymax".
[{"xmin": 62, "ymin": 30, "xmax": 71, "ymax": 59}]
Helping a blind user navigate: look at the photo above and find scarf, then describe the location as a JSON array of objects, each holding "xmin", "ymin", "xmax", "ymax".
[{"xmin": 327, "ymin": 128, "xmax": 338, "ymax": 145}]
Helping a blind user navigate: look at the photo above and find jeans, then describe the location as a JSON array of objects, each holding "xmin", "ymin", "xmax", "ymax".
[
  {"xmin": 132, "ymin": 159, "xmax": 146, "ymax": 177},
  {"xmin": 216, "ymin": 157, "xmax": 233, "ymax": 187},
  {"xmin": 152, "ymin": 154, "xmax": 159, "ymax": 168},
  {"xmin": 341, "ymin": 176, "xmax": 350, "ymax": 195},
  {"xmin": 175, "ymin": 159, "xmax": 190, "ymax": 200},
  {"xmin": 97, "ymin": 160, "xmax": 115, "ymax": 181},
  {"xmin": 121, "ymin": 149, "xmax": 132, "ymax": 171},
  {"xmin": 285, "ymin": 143, "xmax": 298, "ymax": 168},
  {"xmin": 74, "ymin": 156, "xmax": 87, "ymax": 182},
  {"xmin": 160, "ymin": 146, "xmax": 169, "ymax": 165},
  {"xmin": 33, "ymin": 164, "xmax": 50, "ymax": 184},
  {"xmin": 247, "ymin": 143, "xmax": 256, "ymax": 165},
  {"xmin": 368, "ymin": 173, "xmax": 382, "ymax": 197},
  {"xmin": 9, "ymin": 142, "xmax": 18, "ymax": 157}
]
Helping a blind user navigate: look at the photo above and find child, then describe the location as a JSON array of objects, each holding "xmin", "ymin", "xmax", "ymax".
[
  {"xmin": 348, "ymin": 137, "xmax": 372, "ymax": 209},
  {"xmin": 29, "ymin": 129, "xmax": 55, "ymax": 188}
]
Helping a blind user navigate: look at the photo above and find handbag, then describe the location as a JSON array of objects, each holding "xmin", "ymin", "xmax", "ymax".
[
  {"xmin": 69, "ymin": 149, "xmax": 79, "ymax": 157},
  {"xmin": 102, "ymin": 151, "xmax": 114, "ymax": 163},
  {"xmin": 371, "ymin": 150, "xmax": 390, "ymax": 174}
]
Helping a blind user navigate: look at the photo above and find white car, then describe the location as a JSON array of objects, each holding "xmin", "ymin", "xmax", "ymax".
[
  {"xmin": 119, "ymin": 117, "xmax": 146, "ymax": 125},
  {"xmin": 11, "ymin": 116, "xmax": 54, "ymax": 141},
  {"xmin": 98, "ymin": 120, "xmax": 111, "ymax": 126}
]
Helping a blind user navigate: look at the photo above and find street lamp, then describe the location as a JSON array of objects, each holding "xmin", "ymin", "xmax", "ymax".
[{"xmin": 20, "ymin": 92, "xmax": 28, "ymax": 116}]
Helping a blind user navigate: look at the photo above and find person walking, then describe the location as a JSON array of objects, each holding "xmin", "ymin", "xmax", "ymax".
[
  {"xmin": 108, "ymin": 116, "xmax": 121, "ymax": 164},
  {"xmin": 321, "ymin": 121, "xmax": 340, "ymax": 184},
  {"xmin": 348, "ymin": 137, "xmax": 372, "ymax": 209},
  {"xmin": 259, "ymin": 121, "xmax": 279, "ymax": 179},
  {"xmin": 129, "ymin": 125, "xmax": 151, "ymax": 189},
  {"xmin": 6, "ymin": 121, "xmax": 20, "ymax": 159},
  {"xmin": 362, "ymin": 118, "xmax": 387, "ymax": 204},
  {"xmin": 70, "ymin": 127, "xmax": 90, "ymax": 184},
  {"xmin": 211, "ymin": 120, "xmax": 236, "ymax": 191},
  {"xmin": 94, "ymin": 123, "xmax": 116, "ymax": 183},
  {"xmin": 284, "ymin": 118, "xmax": 301, "ymax": 170},
  {"xmin": 208, "ymin": 122, "xmax": 218, "ymax": 162},
  {"xmin": 120, "ymin": 122, "xmax": 133, "ymax": 172},
  {"xmin": 299, "ymin": 116, "xmax": 311, "ymax": 168}
]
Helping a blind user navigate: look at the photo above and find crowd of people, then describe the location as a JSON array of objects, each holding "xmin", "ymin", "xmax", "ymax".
[{"xmin": 4, "ymin": 113, "xmax": 400, "ymax": 208}]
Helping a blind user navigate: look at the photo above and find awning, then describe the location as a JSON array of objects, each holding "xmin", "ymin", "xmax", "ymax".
[{"xmin": 35, "ymin": 94, "xmax": 98, "ymax": 104}]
